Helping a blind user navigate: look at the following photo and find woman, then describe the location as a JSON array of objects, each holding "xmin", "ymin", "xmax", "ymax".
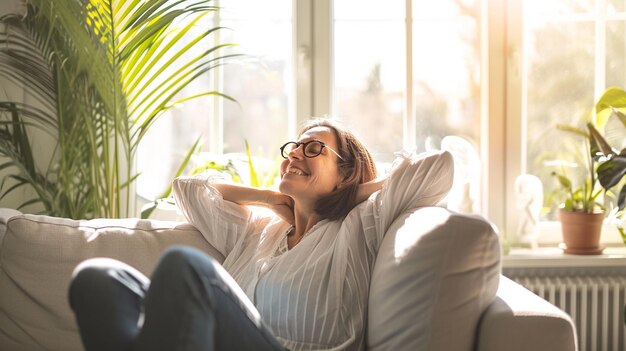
[{"xmin": 69, "ymin": 118, "xmax": 454, "ymax": 351}]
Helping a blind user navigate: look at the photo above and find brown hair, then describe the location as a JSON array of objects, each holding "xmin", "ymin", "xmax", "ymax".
[{"xmin": 299, "ymin": 118, "xmax": 377, "ymax": 220}]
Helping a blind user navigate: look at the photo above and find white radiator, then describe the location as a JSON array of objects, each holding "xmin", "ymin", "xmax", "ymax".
[{"xmin": 507, "ymin": 271, "xmax": 626, "ymax": 351}]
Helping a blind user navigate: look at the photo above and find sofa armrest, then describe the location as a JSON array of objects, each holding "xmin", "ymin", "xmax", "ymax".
[
  {"xmin": 475, "ymin": 275, "xmax": 577, "ymax": 351},
  {"xmin": 368, "ymin": 208, "xmax": 501, "ymax": 351}
]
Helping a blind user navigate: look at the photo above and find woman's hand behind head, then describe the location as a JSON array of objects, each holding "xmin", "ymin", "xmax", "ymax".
[{"xmin": 267, "ymin": 192, "xmax": 295, "ymax": 225}]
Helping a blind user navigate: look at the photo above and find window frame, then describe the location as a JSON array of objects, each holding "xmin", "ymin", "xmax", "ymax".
[
  {"xmin": 502, "ymin": 0, "xmax": 625, "ymax": 247},
  {"xmin": 144, "ymin": 0, "xmax": 506, "ymax": 232},
  {"xmin": 310, "ymin": 0, "xmax": 504, "ymax": 235},
  {"xmin": 141, "ymin": 0, "xmax": 624, "ymax": 249}
]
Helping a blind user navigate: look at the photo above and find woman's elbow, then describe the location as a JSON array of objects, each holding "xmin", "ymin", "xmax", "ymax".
[{"xmin": 441, "ymin": 150, "xmax": 455, "ymax": 183}]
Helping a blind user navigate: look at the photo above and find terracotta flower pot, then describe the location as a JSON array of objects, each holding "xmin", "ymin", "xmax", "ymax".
[{"xmin": 558, "ymin": 209, "xmax": 604, "ymax": 254}]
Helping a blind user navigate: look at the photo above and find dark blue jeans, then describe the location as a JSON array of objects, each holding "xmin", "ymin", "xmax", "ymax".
[{"xmin": 68, "ymin": 246, "xmax": 287, "ymax": 351}]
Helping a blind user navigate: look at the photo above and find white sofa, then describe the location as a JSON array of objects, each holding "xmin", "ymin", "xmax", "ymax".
[{"xmin": 0, "ymin": 207, "xmax": 577, "ymax": 351}]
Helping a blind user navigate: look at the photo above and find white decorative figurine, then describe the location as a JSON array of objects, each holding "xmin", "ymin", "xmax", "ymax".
[
  {"xmin": 440, "ymin": 136, "xmax": 480, "ymax": 214},
  {"xmin": 514, "ymin": 174, "xmax": 543, "ymax": 249}
]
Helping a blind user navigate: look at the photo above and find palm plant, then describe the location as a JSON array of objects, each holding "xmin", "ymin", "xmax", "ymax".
[{"xmin": 0, "ymin": 0, "xmax": 236, "ymax": 218}]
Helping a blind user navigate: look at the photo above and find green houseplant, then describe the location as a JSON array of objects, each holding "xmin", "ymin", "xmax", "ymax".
[
  {"xmin": 591, "ymin": 87, "xmax": 626, "ymax": 241},
  {"xmin": 550, "ymin": 132, "xmax": 603, "ymax": 214},
  {"xmin": 551, "ymin": 123, "xmax": 605, "ymax": 254},
  {"xmin": 552, "ymin": 86, "xmax": 626, "ymax": 251},
  {"xmin": 0, "ymin": 0, "xmax": 236, "ymax": 219}
]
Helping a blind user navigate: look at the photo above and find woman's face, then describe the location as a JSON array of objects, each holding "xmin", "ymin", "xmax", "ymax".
[{"xmin": 279, "ymin": 126, "xmax": 343, "ymax": 205}]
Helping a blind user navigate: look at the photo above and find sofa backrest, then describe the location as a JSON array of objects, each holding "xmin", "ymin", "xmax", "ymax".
[
  {"xmin": 368, "ymin": 207, "xmax": 501, "ymax": 351},
  {"xmin": 0, "ymin": 214, "xmax": 222, "ymax": 351},
  {"xmin": 0, "ymin": 208, "xmax": 501, "ymax": 351}
]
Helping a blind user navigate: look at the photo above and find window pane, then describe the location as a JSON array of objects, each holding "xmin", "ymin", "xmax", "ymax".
[
  {"xmin": 221, "ymin": 0, "xmax": 292, "ymax": 157},
  {"xmin": 136, "ymin": 13, "xmax": 223, "ymax": 200},
  {"xmin": 334, "ymin": 3, "xmax": 405, "ymax": 162},
  {"xmin": 525, "ymin": 0, "xmax": 594, "ymax": 17},
  {"xmin": 412, "ymin": 14, "xmax": 481, "ymax": 152},
  {"xmin": 136, "ymin": 1, "xmax": 291, "ymax": 201},
  {"xmin": 524, "ymin": 9, "xmax": 595, "ymax": 220},
  {"xmin": 608, "ymin": 0, "xmax": 626, "ymax": 13},
  {"xmin": 413, "ymin": 1, "xmax": 472, "ymax": 18},
  {"xmin": 335, "ymin": 0, "xmax": 403, "ymax": 20},
  {"xmin": 607, "ymin": 20, "xmax": 626, "ymax": 89},
  {"xmin": 334, "ymin": 0, "xmax": 482, "ymax": 214},
  {"xmin": 413, "ymin": 0, "xmax": 482, "ymax": 213},
  {"xmin": 606, "ymin": 20, "xmax": 626, "ymax": 151}
]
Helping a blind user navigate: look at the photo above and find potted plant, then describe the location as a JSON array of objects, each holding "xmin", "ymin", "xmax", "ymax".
[
  {"xmin": 590, "ymin": 87, "xmax": 626, "ymax": 242},
  {"xmin": 552, "ymin": 86, "xmax": 626, "ymax": 253},
  {"xmin": 551, "ymin": 126, "xmax": 605, "ymax": 254}
]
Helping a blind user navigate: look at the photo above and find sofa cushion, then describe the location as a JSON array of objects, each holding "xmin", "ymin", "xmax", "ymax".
[
  {"xmin": 368, "ymin": 207, "xmax": 501, "ymax": 351},
  {"xmin": 0, "ymin": 214, "xmax": 222, "ymax": 351}
]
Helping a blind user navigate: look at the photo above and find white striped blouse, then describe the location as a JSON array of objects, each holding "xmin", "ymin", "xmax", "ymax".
[{"xmin": 172, "ymin": 150, "xmax": 454, "ymax": 351}]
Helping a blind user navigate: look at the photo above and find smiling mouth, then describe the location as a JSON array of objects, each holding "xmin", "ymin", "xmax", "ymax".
[{"xmin": 286, "ymin": 165, "xmax": 308, "ymax": 176}]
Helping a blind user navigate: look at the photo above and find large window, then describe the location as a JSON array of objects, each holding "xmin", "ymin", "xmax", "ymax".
[
  {"xmin": 333, "ymin": 0, "xmax": 483, "ymax": 213},
  {"xmin": 220, "ymin": 1, "xmax": 293, "ymax": 155},
  {"xmin": 137, "ymin": 0, "xmax": 626, "ymax": 247},
  {"xmin": 333, "ymin": 1, "xmax": 406, "ymax": 162},
  {"xmin": 137, "ymin": 0, "xmax": 293, "ymax": 200},
  {"xmin": 509, "ymin": 0, "xmax": 626, "ymax": 244},
  {"xmin": 138, "ymin": 0, "xmax": 485, "ymax": 209}
]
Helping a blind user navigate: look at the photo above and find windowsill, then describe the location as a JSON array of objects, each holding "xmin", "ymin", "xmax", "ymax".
[
  {"xmin": 517, "ymin": 221, "xmax": 625, "ymax": 246},
  {"xmin": 503, "ymin": 246, "xmax": 626, "ymax": 268}
]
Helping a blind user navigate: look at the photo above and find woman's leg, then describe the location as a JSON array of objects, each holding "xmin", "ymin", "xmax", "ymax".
[
  {"xmin": 68, "ymin": 258, "xmax": 149, "ymax": 351},
  {"xmin": 134, "ymin": 245, "xmax": 286, "ymax": 351}
]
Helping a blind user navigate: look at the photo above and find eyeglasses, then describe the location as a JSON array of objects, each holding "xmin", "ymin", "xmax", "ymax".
[{"xmin": 280, "ymin": 140, "xmax": 344, "ymax": 160}]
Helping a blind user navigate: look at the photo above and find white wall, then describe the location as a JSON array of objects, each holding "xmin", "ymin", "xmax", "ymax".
[{"xmin": 0, "ymin": 0, "xmax": 46, "ymax": 213}]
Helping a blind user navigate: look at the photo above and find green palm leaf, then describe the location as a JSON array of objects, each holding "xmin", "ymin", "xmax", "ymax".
[{"xmin": 0, "ymin": 0, "xmax": 236, "ymax": 219}]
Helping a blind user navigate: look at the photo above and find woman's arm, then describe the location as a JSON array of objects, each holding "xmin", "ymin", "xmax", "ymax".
[
  {"xmin": 172, "ymin": 176, "xmax": 252, "ymax": 256},
  {"xmin": 375, "ymin": 150, "xmax": 453, "ymax": 224},
  {"xmin": 356, "ymin": 151, "xmax": 454, "ymax": 210},
  {"xmin": 212, "ymin": 183, "xmax": 275, "ymax": 206},
  {"xmin": 359, "ymin": 151, "xmax": 453, "ymax": 251},
  {"xmin": 212, "ymin": 183, "xmax": 295, "ymax": 225},
  {"xmin": 355, "ymin": 177, "xmax": 387, "ymax": 205}
]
